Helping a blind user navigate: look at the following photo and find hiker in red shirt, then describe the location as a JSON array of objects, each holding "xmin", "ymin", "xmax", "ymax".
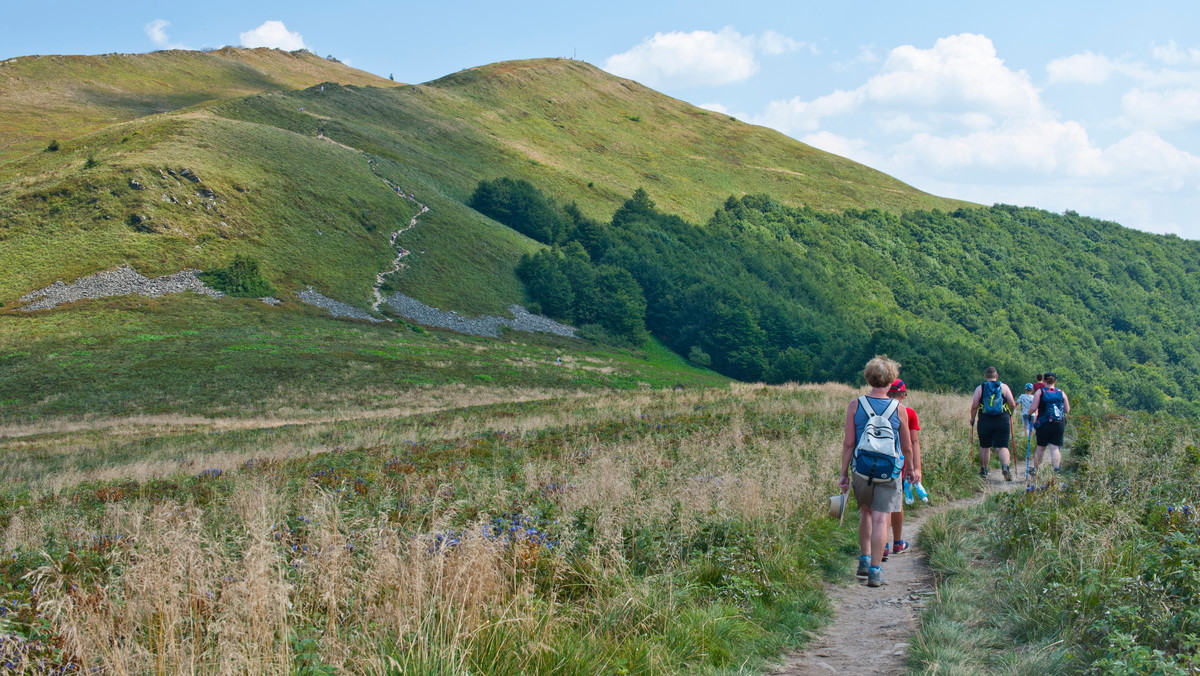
[{"xmin": 885, "ymin": 379, "xmax": 921, "ymax": 559}]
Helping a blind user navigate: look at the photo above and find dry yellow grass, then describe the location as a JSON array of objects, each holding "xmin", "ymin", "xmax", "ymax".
[{"xmin": 7, "ymin": 382, "xmax": 974, "ymax": 673}]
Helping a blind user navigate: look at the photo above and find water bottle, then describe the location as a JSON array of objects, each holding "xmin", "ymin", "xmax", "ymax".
[
  {"xmin": 914, "ymin": 481, "xmax": 929, "ymax": 502},
  {"xmin": 903, "ymin": 479, "xmax": 914, "ymax": 505}
]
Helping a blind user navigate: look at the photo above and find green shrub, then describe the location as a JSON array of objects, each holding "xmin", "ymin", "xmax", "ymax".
[
  {"xmin": 198, "ymin": 255, "xmax": 277, "ymax": 298},
  {"xmin": 45, "ymin": 139, "xmax": 59, "ymax": 152}
]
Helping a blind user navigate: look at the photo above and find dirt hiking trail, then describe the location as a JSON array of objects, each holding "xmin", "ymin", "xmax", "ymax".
[{"xmin": 767, "ymin": 469, "xmax": 1023, "ymax": 675}]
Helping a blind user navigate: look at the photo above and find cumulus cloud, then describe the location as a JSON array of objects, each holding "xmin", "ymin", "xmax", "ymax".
[
  {"xmin": 1046, "ymin": 51, "xmax": 1115, "ymax": 84},
  {"xmin": 1121, "ymin": 87, "xmax": 1200, "ymax": 129},
  {"xmin": 144, "ymin": 19, "xmax": 188, "ymax": 50},
  {"xmin": 744, "ymin": 34, "xmax": 1200, "ymax": 235},
  {"xmin": 891, "ymin": 119, "xmax": 1105, "ymax": 177},
  {"xmin": 1152, "ymin": 40, "xmax": 1200, "ymax": 65},
  {"xmin": 801, "ymin": 131, "xmax": 877, "ymax": 165},
  {"xmin": 759, "ymin": 30, "xmax": 812, "ymax": 56},
  {"xmin": 758, "ymin": 34, "xmax": 1042, "ymax": 135},
  {"xmin": 604, "ymin": 27, "xmax": 807, "ymax": 88},
  {"xmin": 239, "ymin": 20, "xmax": 307, "ymax": 51}
]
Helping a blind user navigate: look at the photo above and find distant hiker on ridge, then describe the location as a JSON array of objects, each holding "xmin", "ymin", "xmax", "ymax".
[
  {"xmin": 1029, "ymin": 372, "xmax": 1070, "ymax": 476},
  {"xmin": 970, "ymin": 366, "xmax": 1017, "ymax": 481},
  {"xmin": 839, "ymin": 356, "xmax": 911, "ymax": 588}
]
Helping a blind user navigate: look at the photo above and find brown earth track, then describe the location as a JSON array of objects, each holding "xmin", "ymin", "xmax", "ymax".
[{"xmin": 767, "ymin": 468, "xmax": 1024, "ymax": 675}]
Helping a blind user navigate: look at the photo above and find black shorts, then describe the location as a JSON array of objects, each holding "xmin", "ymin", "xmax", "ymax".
[
  {"xmin": 977, "ymin": 414, "xmax": 1011, "ymax": 448},
  {"xmin": 1036, "ymin": 422, "xmax": 1065, "ymax": 447}
]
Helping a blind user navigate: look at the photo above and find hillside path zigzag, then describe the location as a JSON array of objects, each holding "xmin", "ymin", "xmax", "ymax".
[{"xmin": 766, "ymin": 471, "xmax": 1022, "ymax": 675}]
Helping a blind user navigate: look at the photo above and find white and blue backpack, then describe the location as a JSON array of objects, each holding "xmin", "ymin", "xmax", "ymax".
[{"xmin": 853, "ymin": 396, "xmax": 902, "ymax": 483}]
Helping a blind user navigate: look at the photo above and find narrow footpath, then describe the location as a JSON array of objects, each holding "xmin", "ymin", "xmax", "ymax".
[{"xmin": 768, "ymin": 469, "xmax": 1023, "ymax": 675}]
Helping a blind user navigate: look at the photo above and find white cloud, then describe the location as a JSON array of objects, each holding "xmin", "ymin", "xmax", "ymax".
[
  {"xmin": 699, "ymin": 102, "xmax": 729, "ymax": 114},
  {"xmin": 758, "ymin": 34, "xmax": 1043, "ymax": 135},
  {"xmin": 759, "ymin": 30, "xmax": 812, "ymax": 56},
  {"xmin": 144, "ymin": 19, "xmax": 188, "ymax": 50},
  {"xmin": 801, "ymin": 131, "xmax": 876, "ymax": 165},
  {"xmin": 1046, "ymin": 51, "xmax": 1114, "ymax": 84},
  {"xmin": 865, "ymin": 34, "xmax": 1041, "ymax": 115},
  {"xmin": 1152, "ymin": 40, "xmax": 1200, "ymax": 65},
  {"xmin": 604, "ymin": 27, "xmax": 807, "ymax": 88},
  {"xmin": 239, "ymin": 20, "xmax": 307, "ymax": 51},
  {"xmin": 1120, "ymin": 87, "xmax": 1200, "ymax": 129},
  {"xmin": 1102, "ymin": 130, "xmax": 1200, "ymax": 181},
  {"xmin": 892, "ymin": 119, "xmax": 1105, "ymax": 177}
]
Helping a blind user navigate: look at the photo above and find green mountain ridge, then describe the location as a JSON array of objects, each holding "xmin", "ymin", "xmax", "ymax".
[
  {"xmin": 0, "ymin": 47, "xmax": 399, "ymax": 162},
  {"xmin": 2, "ymin": 49, "xmax": 1198, "ymax": 415}
]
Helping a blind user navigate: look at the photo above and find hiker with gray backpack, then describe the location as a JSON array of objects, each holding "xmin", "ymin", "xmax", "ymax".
[
  {"xmin": 1029, "ymin": 372, "xmax": 1070, "ymax": 476},
  {"xmin": 969, "ymin": 367, "xmax": 1018, "ymax": 481},
  {"xmin": 839, "ymin": 356, "xmax": 912, "ymax": 588}
]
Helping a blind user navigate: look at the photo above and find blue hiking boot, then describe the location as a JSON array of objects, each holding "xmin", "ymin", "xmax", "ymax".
[
  {"xmin": 868, "ymin": 565, "xmax": 885, "ymax": 587},
  {"xmin": 856, "ymin": 555, "xmax": 870, "ymax": 577}
]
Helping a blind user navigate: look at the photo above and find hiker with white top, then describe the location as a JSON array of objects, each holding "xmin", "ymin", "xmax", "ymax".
[
  {"xmin": 969, "ymin": 366, "xmax": 1017, "ymax": 481},
  {"xmin": 1017, "ymin": 383, "xmax": 1035, "ymax": 436},
  {"xmin": 839, "ymin": 356, "xmax": 912, "ymax": 588}
]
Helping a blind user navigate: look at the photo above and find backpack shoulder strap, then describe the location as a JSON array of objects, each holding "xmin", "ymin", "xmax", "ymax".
[
  {"xmin": 881, "ymin": 399, "xmax": 900, "ymax": 419},
  {"xmin": 857, "ymin": 395, "xmax": 872, "ymax": 415}
]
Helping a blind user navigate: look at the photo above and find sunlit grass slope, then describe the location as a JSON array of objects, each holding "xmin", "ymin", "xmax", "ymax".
[
  {"xmin": 0, "ymin": 294, "xmax": 725, "ymax": 426},
  {"xmin": 0, "ymin": 47, "xmax": 398, "ymax": 162},
  {"xmin": 207, "ymin": 58, "xmax": 971, "ymax": 311}
]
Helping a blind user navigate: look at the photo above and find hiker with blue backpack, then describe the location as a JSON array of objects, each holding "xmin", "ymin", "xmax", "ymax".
[
  {"xmin": 839, "ymin": 356, "xmax": 912, "ymax": 588},
  {"xmin": 1029, "ymin": 372, "xmax": 1070, "ymax": 475},
  {"xmin": 969, "ymin": 367, "xmax": 1018, "ymax": 481}
]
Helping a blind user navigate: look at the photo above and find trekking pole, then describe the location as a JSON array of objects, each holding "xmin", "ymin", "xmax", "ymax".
[{"xmin": 1024, "ymin": 425, "xmax": 1032, "ymax": 481}]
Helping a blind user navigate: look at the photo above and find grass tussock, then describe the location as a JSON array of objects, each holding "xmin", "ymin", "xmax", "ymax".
[
  {"xmin": 912, "ymin": 411, "xmax": 1200, "ymax": 674},
  {"xmin": 0, "ymin": 383, "xmax": 976, "ymax": 674}
]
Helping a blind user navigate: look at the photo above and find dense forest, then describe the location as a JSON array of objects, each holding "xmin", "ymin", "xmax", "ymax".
[{"xmin": 470, "ymin": 178, "xmax": 1200, "ymax": 415}]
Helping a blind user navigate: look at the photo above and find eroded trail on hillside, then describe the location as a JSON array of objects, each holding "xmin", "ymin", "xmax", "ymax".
[{"xmin": 767, "ymin": 471, "xmax": 1022, "ymax": 675}]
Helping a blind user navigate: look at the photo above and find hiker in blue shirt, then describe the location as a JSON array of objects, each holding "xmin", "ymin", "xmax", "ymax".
[
  {"xmin": 969, "ymin": 367, "xmax": 1017, "ymax": 481},
  {"xmin": 1029, "ymin": 372, "xmax": 1070, "ymax": 476},
  {"xmin": 839, "ymin": 356, "xmax": 912, "ymax": 588}
]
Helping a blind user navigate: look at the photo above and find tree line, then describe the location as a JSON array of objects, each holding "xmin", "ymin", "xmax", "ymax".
[{"xmin": 470, "ymin": 178, "xmax": 1200, "ymax": 415}]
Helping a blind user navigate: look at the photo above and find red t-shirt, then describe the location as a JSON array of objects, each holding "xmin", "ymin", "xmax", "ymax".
[
  {"xmin": 1033, "ymin": 383, "xmax": 1045, "ymax": 393},
  {"xmin": 903, "ymin": 407, "xmax": 919, "ymax": 472}
]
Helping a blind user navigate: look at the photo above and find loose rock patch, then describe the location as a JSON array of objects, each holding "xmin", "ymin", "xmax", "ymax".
[
  {"xmin": 384, "ymin": 292, "xmax": 575, "ymax": 338},
  {"xmin": 295, "ymin": 287, "xmax": 383, "ymax": 323},
  {"xmin": 18, "ymin": 265, "xmax": 223, "ymax": 311}
]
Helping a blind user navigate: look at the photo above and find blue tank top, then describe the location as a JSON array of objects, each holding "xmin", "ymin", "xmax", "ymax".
[{"xmin": 854, "ymin": 397, "xmax": 904, "ymax": 474}]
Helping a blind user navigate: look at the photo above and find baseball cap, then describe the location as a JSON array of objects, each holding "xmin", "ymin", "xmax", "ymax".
[
  {"xmin": 1024, "ymin": 383, "xmax": 1033, "ymax": 390},
  {"xmin": 888, "ymin": 378, "xmax": 906, "ymax": 394}
]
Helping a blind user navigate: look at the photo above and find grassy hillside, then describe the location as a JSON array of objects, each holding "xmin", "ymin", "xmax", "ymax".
[
  {"xmin": 0, "ymin": 54, "xmax": 970, "ymax": 319},
  {"xmin": 0, "ymin": 47, "xmax": 398, "ymax": 162}
]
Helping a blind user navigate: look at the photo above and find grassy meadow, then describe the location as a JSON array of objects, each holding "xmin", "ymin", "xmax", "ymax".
[
  {"xmin": 912, "ymin": 412, "xmax": 1200, "ymax": 674},
  {"xmin": 0, "ymin": 353, "xmax": 981, "ymax": 674}
]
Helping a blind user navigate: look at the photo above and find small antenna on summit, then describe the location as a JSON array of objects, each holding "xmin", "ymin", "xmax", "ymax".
[{"xmin": 573, "ymin": 48, "xmax": 576, "ymax": 60}]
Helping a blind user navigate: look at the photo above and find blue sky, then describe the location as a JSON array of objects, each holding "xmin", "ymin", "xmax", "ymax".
[{"xmin": 4, "ymin": 1, "xmax": 1200, "ymax": 237}]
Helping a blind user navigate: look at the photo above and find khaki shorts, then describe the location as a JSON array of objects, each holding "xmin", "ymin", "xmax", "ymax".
[{"xmin": 852, "ymin": 474, "xmax": 903, "ymax": 513}]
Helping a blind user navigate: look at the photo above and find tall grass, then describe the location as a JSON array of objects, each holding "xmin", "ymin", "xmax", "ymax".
[
  {"xmin": 0, "ymin": 384, "xmax": 975, "ymax": 673},
  {"xmin": 911, "ymin": 411, "xmax": 1200, "ymax": 674}
]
